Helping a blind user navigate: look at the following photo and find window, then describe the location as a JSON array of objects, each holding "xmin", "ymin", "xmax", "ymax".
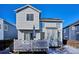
[
  {"xmin": 0, "ymin": 24, "xmax": 1, "ymax": 29},
  {"xmin": 4, "ymin": 24, "xmax": 8, "ymax": 31},
  {"xmin": 64, "ymin": 29, "xmax": 66, "ymax": 33},
  {"xmin": 30, "ymin": 33, "xmax": 33, "ymax": 40},
  {"xmin": 41, "ymin": 32, "xmax": 45, "ymax": 39},
  {"xmin": 27, "ymin": 14, "xmax": 34, "ymax": 21},
  {"xmin": 71, "ymin": 26, "xmax": 75, "ymax": 30}
]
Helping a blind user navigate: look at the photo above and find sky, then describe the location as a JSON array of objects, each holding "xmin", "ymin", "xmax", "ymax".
[{"xmin": 0, "ymin": 4, "xmax": 79, "ymax": 27}]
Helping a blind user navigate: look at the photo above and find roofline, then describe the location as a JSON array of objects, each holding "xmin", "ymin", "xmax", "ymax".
[
  {"xmin": 0, "ymin": 18, "xmax": 16, "ymax": 27},
  {"xmin": 63, "ymin": 20, "xmax": 79, "ymax": 29},
  {"xmin": 41, "ymin": 18, "xmax": 61, "ymax": 20},
  {"xmin": 14, "ymin": 4, "xmax": 41, "ymax": 13},
  {"xmin": 40, "ymin": 18, "xmax": 63, "ymax": 22}
]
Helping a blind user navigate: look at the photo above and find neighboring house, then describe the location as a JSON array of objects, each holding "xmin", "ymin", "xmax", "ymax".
[
  {"xmin": 14, "ymin": 5, "xmax": 63, "ymax": 52},
  {"xmin": 63, "ymin": 20, "xmax": 79, "ymax": 48},
  {"xmin": 0, "ymin": 18, "xmax": 17, "ymax": 40},
  {"xmin": 0, "ymin": 18, "xmax": 17, "ymax": 50}
]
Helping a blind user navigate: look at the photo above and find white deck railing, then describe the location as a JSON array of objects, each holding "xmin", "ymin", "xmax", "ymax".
[{"xmin": 14, "ymin": 39, "xmax": 49, "ymax": 52}]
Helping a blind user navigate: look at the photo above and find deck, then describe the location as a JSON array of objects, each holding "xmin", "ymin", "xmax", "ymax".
[{"xmin": 13, "ymin": 39, "xmax": 49, "ymax": 52}]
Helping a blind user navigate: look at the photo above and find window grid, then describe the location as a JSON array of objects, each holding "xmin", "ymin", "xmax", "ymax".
[{"xmin": 27, "ymin": 14, "xmax": 34, "ymax": 21}]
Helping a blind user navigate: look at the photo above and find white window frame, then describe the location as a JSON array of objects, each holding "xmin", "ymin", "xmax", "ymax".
[
  {"xmin": 64, "ymin": 29, "xmax": 66, "ymax": 33},
  {"xmin": 27, "ymin": 14, "xmax": 34, "ymax": 21}
]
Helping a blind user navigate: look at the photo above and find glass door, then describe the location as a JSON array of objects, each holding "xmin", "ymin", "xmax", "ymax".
[{"xmin": 24, "ymin": 33, "xmax": 30, "ymax": 40}]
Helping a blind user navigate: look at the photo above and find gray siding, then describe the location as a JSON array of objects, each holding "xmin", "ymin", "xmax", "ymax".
[
  {"xmin": 63, "ymin": 24, "xmax": 79, "ymax": 41},
  {"xmin": 63, "ymin": 28, "xmax": 69, "ymax": 40},
  {"xmin": 3, "ymin": 21, "xmax": 17, "ymax": 40},
  {"xmin": 75, "ymin": 25, "xmax": 79, "ymax": 40},
  {"xmin": 0, "ymin": 20, "xmax": 4, "ymax": 40}
]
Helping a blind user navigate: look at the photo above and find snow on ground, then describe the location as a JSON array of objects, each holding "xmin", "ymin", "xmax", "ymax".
[
  {"xmin": 0, "ymin": 45, "xmax": 79, "ymax": 54},
  {"xmin": 48, "ymin": 45, "xmax": 79, "ymax": 54},
  {"xmin": 63, "ymin": 45, "xmax": 79, "ymax": 54},
  {"xmin": 0, "ymin": 48, "xmax": 10, "ymax": 54}
]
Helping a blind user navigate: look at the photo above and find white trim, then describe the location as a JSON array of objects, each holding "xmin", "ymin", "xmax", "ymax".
[{"xmin": 15, "ymin": 4, "xmax": 41, "ymax": 12}]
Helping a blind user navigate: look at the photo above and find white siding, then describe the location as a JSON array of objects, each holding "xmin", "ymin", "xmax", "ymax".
[
  {"xmin": 44, "ymin": 22, "xmax": 57, "ymax": 28},
  {"xmin": 41, "ymin": 22, "xmax": 63, "ymax": 46},
  {"xmin": 18, "ymin": 31, "xmax": 24, "ymax": 40},
  {"xmin": 16, "ymin": 8, "xmax": 40, "ymax": 30},
  {"xmin": 34, "ymin": 33, "xmax": 40, "ymax": 40},
  {"xmin": 42, "ymin": 22, "xmax": 57, "ymax": 39}
]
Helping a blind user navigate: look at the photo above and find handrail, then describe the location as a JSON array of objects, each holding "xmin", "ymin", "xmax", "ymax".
[{"xmin": 14, "ymin": 39, "xmax": 49, "ymax": 52}]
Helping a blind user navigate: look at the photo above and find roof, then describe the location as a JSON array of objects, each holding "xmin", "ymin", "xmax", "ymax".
[
  {"xmin": 0, "ymin": 18, "xmax": 16, "ymax": 27},
  {"xmin": 40, "ymin": 18, "xmax": 63, "ymax": 22},
  {"xmin": 63, "ymin": 20, "xmax": 79, "ymax": 29},
  {"xmin": 15, "ymin": 4, "xmax": 41, "ymax": 13}
]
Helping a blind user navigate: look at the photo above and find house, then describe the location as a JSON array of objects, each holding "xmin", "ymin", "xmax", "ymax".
[
  {"xmin": 0, "ymin": 18, "xmax": 17, "ymax": 50},
  {"xmin": 14, "ymin": 5, "xmax": 63, "ymax": 53},
  {"xmin": 63, "ymin": 20, "xmax": 79, "ymax": 48}
]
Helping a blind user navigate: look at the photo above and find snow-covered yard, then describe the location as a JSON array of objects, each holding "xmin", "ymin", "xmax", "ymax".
[
  {"xmin": 0, "ymin": 45, "xmax": 79, "ymax": 54},
  {"xmin": 0, "ymin": 48, "xmax": 10, "ymax": 54},
  {"xmin": 48, "ymin": 45, "xmax": 79, "ymax": 54}
]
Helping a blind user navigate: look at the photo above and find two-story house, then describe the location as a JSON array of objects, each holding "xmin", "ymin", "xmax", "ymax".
[{"xmin": 14, "ymin": 5, "xmax": 63, "ymax": 53}]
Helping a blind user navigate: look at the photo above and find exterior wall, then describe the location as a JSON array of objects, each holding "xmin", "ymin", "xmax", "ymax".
[
  {"xmin": 63, "ymin": 23, "xmax": 79, "ymax": 47},
  {"xmin": 44, "ymin": 22, "xmax": 57, "ymax": 28},
  {"xmin": 18, "ymin": 30, "xmax": 40, "ymax": 40},
  {"xmin": 0, "ymin": 20, "xmax": 4, "ymax": 40},
  {"xmin": 0, "ymin": 19, "xmax": 17, "ymax": 40},
  {"xmin": 63, "ymin": 27, "xmax": 69, "ymax": 40},
  {"xmin": 18, "ymin": 30, "xmax": 24, "ymax": 40},
  {"xmin": 34, "ymin": 33, "xmax": 40, "ymax": 40},
  {"xmin": 16, "ymin": 7, "xmax": 40, "ymax": 30},
  {"xmin": 3, "ymin": 21, "xmax": 17, "ymax": 40},
  {"xmin": 69, "ymin": 26, "xmax": 76, "ymax": 40},
  {"xmin": 41, "ymin": 21, "xmax": 63, "ymax": 46},
  {"xmin": 59, "ymin": 23, "xmax": 63, "ymax": 45},
  {"xmin": 42, "ymin": 22, "xmax": 56, "ymax": 39},
  {"xmin": 64, "ymin": 26, "xmax": 76, "ymax": 40},
  {"xmin": 63, "ymin": 24, "xmax": 79, "ymax": 41},
  {"xmin": 42, "ymin": 22, "xmax": 62, "ymax": 39},
  {"xmin": 75, "ymin": 25, "xmax": 79, "ymax": 40}
]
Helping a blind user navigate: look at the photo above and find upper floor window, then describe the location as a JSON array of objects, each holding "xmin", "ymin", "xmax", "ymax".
[
  {"xmin": 64, "ymin": 29, "xmax": 66, "ymax": 33},
  {"xmin": 4, "ymin": 24, "xmax": 8, "ymax": 31},
  {"xmin": 27, "ymin": 14, "xmax": 34, "ymax": 21},
  {"xmin": 71, "ymin": 26, "xmax": 75, "ymax": 30}
]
